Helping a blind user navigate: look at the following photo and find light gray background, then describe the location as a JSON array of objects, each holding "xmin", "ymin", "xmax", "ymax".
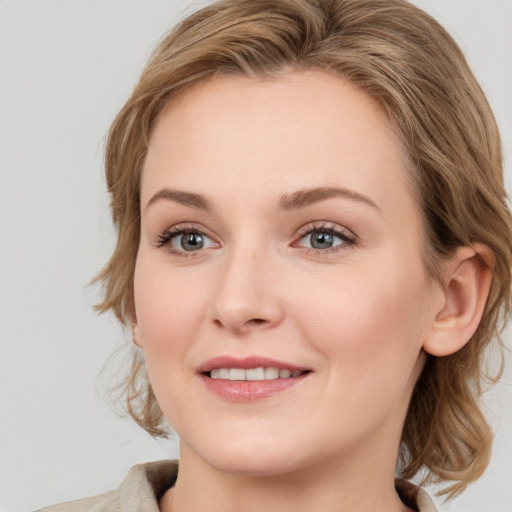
[{"xmin": 1, "ymin": 1, "xmax": 511, "ymax": 511}]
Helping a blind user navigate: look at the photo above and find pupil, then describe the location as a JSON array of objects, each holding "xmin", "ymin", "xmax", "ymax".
[
  {"xmin": 182, "ymin": 233, "xmax": 203, "ymax": 251},
  {"xmin": 311, "ymin": 231, "xmax": 333, "ymax": 249}
]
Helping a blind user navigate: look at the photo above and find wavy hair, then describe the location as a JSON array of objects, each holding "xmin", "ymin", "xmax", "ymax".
[{"xmin": 94, "ymin": 0, "xmax": 512, "ymax": 497}]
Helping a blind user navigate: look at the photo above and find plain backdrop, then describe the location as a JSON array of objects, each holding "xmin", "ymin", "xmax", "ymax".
[{"xmin": 1, "ymin": 1, "xmax": 511, "ymax": 511}]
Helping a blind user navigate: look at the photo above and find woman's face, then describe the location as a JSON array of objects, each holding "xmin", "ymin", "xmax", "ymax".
[{"xmin": 134, "ymin": 70, "xmax": 443, "ymax": 477}]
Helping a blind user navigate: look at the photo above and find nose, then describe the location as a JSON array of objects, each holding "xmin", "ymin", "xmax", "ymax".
[{"xmin": 208, "ymin": 242, "xmax": 284, "ymax": 334}]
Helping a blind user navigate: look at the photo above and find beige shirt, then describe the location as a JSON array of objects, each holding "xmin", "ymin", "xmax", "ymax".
[{"xmin": 38, "ymin": 460, "xmax": 438, "ymax": 512}]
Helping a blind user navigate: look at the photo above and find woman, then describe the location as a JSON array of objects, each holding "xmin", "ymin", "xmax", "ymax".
[{"xmin": 39, "ymin": 0, "xmax": 512, "ymax": 510}]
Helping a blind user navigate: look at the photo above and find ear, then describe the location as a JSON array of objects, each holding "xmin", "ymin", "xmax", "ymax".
[
  {"xmin": 423, "ymin": 243, "xmax": 494, "ymax": 357},
  {"xmin": 131, "ymin": 319, "xmax": 143, "ymax": 348}
]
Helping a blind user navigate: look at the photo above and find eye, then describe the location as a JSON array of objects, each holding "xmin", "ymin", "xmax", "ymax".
[
  {"xmin": 305, "ymin": 230, "xmax": 338, "ymax": 249},
  {"xmin": 154, "ymin": 226, "xmax": 218, "ymax": 256},
  {"xmin": 294, "ymin": 224, "xmax": 356, "ymax": 253},
  {"xmin": 172, "ymin": 231, "xmax": 207, "ymax": 251}
]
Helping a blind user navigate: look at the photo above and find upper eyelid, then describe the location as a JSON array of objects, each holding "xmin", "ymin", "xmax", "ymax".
[
  {"xmin": 292, "ymin": 222, "xmax": 358, "ymax": 252},
  {"xmin": 162, "ymin": 222, "xmax": 216, "ymax": 238},
  {"xmin": 152, "ymin": 223, "xmax": 216, "ymax": 246},
  {"xmin": 295, "ymin": 221, "xmax": 356, "ymax": 238}
]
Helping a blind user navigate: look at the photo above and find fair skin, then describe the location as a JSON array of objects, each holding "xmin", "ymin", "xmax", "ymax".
[{"xmin": 133, "ymin": 70, "xmax": 492, "ymax": 512}]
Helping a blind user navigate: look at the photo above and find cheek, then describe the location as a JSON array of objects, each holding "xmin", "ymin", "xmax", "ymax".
[
  {"xmin": 297, "ymin": 269, "xmax": 431, "ymax": 444},
  {"xmin": 297, "ymin": 263, "xmax": 431, "ymax": 383},
  {"xmin": 132, "ymin": 255, "xmax": 211, "ymax": 426},
  {"xmin": 133, "ymin": 255, "xmax": 208, "ymax": 357}
]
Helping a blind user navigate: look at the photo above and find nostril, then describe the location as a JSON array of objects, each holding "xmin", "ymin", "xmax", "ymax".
[
  {"xmin": 212, "ymin": 316, "xmax": 270, "ymax": 333},
  {"xmin": 248, "ymin": 318, "xmax": 266, "ymax": 325}
]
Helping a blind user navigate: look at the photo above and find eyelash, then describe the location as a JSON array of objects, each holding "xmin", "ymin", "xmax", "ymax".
[
  {"xmin": 153, "ymin": 224, "xmax": 217, "ymax": 258},
  {"xmin": 293, "ymin": 222, "xmax": 357, "ymax": 255},
  {"xmin": 152, "ymin": 222, "xmax": 357, "ymax": 258}
]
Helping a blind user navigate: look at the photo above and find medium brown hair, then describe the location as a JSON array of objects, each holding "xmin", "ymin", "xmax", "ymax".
[{"xmin": 95, "ymin": 0, "xmax": 512, "ymax": 497}]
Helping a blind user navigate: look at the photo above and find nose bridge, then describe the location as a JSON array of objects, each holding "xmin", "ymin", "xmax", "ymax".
[{"xmin": 209, "ymin": 234, "xmax": 283, "ymax": 333}]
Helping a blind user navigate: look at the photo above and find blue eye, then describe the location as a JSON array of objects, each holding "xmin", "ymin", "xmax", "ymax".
[
  {"xmin": 172, "ymin": 232, "xmax": 205, "ymax": 251},
  {"xmin": 155, "ymin": 227, "xmax": 217, "ymax": 255},
  {"xmin": 307, "ymin": 230, "xmax": 338, "ymax": 249},
  {"xmin": 295, "ymin": 225, "xmax": 356, "ymax": 252}
]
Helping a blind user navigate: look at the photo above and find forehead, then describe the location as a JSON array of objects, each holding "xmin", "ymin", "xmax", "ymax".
[{"xmin": 141, "ymin": 69, "xmax": 415, "ymax": 220}]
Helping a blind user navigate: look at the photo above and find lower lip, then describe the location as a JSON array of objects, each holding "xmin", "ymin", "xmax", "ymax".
[{"xmin": 200, "ymin": 373, "xmax": 309, "ymax": 401}]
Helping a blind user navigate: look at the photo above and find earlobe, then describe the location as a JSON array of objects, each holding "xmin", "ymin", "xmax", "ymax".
[
  {"xmin": 132, "ymin": 321, "xmax": 143, "ymax": 348},
  {"xmin": 423, "ymin": 243, "xmax": 494, "ymax": 357}
]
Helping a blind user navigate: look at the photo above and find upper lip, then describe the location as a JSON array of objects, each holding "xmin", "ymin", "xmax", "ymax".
[{"xmin": 196, "ymin": 356, "xmax": 309, "ymax": 374}]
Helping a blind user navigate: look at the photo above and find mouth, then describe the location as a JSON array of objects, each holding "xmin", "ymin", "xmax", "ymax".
[
  {"xmin": 206, "ymin": 367, "xmax": 309, "ymax": 380},
  {"xmin": 197, "ymin": 355, "xmax": 311, "ymax": 379},
  {"xmin": 197, "ymin": 356, "xmax": 312, "ymax": 400}
]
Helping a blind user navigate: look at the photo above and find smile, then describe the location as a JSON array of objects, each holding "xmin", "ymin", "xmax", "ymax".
[
  {"xmin": 209, "ymin": 367, "xmax": 305, "ymax": 380},
  {"xmin": 198, "ymin": 356, "xmax": 312, "ymax": 401}
]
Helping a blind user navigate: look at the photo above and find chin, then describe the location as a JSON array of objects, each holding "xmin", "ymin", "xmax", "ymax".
[
  {"xmin": 189, "ymin": 435, "xmax": 308, "ymax": 478},
  {"xmin": 210, "ymin": 456, "xmax": 302, "ymax": 478}
]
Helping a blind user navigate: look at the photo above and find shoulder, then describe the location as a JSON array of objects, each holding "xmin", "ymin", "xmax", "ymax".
[
  {"xmin": 36, "ymin": 460, "xmax": 178, "ymax": 512},
  {"xmin": 36, "ymin": 490, "xmax": 118, "ymax": 512}
]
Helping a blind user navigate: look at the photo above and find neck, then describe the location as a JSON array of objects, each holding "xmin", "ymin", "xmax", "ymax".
[{"xmin": 163, "ymin": 433, "xmax": 411, "ymax": 512}]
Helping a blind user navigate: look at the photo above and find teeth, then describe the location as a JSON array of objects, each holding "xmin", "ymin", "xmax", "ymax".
[
  {"xmin": 218, "ymin": 368, "xmax": 230, "ymax": 379},
  {"xmin": 229, "ymin": 368, "xmax": 246, "ymax": 381},
  {"xmin": 264, "ymin": 367, "xmax": 279, "ymax": 380},
  {"xmin": 209, "ymin": 367, "xmax": 304, "ymax": 381},
  {"xmin": 246, "ymin": 367, "xmax": 265, "ymax": 380}
]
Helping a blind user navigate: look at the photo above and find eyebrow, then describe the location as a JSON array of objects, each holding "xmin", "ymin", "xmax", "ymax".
[
  {"xmin": 144, "ymin": 185, "xmax": 380, "ymax": 212},
  {"xmin": 145, "ymin": 188, "xmax": 213, "ymax": 211},
  {"xmin": 279, "ymin": 186, "xmax": 380, "ymax": 211}
]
